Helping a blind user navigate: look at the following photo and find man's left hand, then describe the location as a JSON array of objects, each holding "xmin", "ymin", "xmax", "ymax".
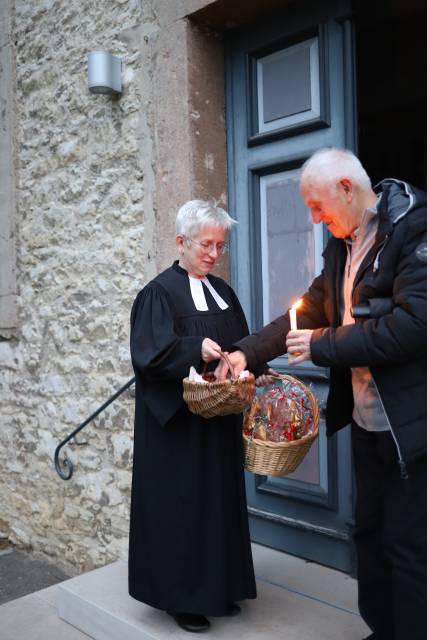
[
  {"xmin": 214, "ymin": 350, "xmax": 247, "ymax": 380},
  {"xmin": 255, "ymin": 368, "xmax": 279, "ymax": 387},
  {"xmin": 286, "ymin": 329, "xmax": 313, "ymax": 364}
]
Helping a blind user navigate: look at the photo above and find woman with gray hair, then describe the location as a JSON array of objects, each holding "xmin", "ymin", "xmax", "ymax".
[{"xmin": 128, "ymin": 200, "xmax": 257, "ymax": 633}]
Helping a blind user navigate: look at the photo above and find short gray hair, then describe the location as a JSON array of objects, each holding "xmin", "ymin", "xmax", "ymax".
[
  {"xmin": 301, "ymin": 148, "xmax": 372, "ymax": 191},
  {"xmin": 176, "ymin": 199, "xmax": 237, "ymax": 237}
]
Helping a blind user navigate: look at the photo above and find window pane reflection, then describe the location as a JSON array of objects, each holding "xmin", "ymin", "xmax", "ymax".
[
  {"xmin": 259, "ymin": 167, "xmax": 323, "ymax": 486},
  {"xmin": 260, "ymin": 168, "xmax": 322, "ymax": 324},
  {"xmin": 262, "ymin": 48, "xmax": 312, "ymax": 122},
  {"xmin": 257, "ymin": 37, "xmax": 320, "ymax": 133}
]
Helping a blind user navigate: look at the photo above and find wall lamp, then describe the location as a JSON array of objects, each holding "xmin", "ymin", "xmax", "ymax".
[{"xmin": 88, "ymin": 51, "xmax": 122, "ymax": 95}]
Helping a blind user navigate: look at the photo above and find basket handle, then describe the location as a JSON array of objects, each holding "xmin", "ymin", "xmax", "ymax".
[{"xmin": 201, "ymin": 350, "xmax": 237, "ymax": 381}]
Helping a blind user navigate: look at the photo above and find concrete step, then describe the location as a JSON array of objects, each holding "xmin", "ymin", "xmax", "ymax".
[
  {"xmin": 56, "ymin": 544, "xmax": 370, "ymax": 640},
  {"xmin": 0, "ymin": 585, "xmax": 91, "ymax": 640}
]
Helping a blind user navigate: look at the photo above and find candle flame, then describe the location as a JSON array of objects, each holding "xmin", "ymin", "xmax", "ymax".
[{"xmin": 291, "ymin": 298, "xmax": 303, "ymax": 311}]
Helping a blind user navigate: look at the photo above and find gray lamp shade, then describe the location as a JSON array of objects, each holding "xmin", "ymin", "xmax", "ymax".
[{"xmin": 88, "ymin": 51, "xmax": 122, "ymax": 95}]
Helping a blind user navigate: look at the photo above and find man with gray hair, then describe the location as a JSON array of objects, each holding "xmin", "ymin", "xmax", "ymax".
[{"xmin": 216, "ymin": 148, "xmax": 427, "ymax": 639}]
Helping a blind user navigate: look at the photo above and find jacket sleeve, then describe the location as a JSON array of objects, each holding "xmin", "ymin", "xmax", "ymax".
[
  {"xmin": 234, "ymin": 270, "xmax": 329, "ymax": 368},
  {"xmin": 130, "ymin": 284, "xmax": 204, "ymax": 381},
  {"xmin": 228, "ymin": 286, "xmax": 267, "ymax": 376},
  {"xmin": 311, "ymin": 221, "xmax": 427, "ymax": 368}
]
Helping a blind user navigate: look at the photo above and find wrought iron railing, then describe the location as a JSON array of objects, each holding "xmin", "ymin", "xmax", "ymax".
[{"xmin": 54, "ymin": 376, "xmax": 135, "ymax": 480}]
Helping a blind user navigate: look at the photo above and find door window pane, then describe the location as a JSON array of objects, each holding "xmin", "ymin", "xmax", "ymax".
[
  {"xmin": 257, "ymin": 37, "xmax": 320, "ymax": 133},
  {"xmin": 260, "ymin": 167, "xmax": 324, "ymax": 486},
  {"xmin": 260, "ymin": 168, "xmax": 323, "ymax": 324}
]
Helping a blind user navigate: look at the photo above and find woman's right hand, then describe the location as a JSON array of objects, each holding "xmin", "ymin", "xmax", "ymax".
[{"xmin": 201, "ymin": 338, "xmax": 222, "ymax": 363}]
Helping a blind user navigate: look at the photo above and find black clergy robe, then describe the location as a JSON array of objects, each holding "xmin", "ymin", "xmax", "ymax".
[{"xmin": 128, "ymin": 262, "xmax": 257, "ymax": 616}]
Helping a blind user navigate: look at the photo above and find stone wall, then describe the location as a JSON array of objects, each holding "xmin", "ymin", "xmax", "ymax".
[
  {"xmin": 0, "ymin": 0, "xmax": 232, "ymax": 575},
  {"xmin": 0, "ymin": 0, "xmax": 157, "ymax": 574}
]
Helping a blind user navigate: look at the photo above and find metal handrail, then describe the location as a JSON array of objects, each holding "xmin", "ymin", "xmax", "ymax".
[{"xmin": 54, "ymin": 376, "xmax": 135, "ymax": 480}]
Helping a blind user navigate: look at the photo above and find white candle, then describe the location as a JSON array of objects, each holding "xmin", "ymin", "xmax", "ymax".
[
  {"xmin": 290, "ymin": 307, "xmax": 297, "ymax": 331},
  {"xmin": 288, "ymin": 299, "xmax": 302, "ymax": 364},
  {"xmin": 289, "ymin": 299, "xmax": 302, "ymax": 330}
]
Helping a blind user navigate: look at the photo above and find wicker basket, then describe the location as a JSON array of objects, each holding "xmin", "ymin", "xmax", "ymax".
[
  {"xmin": 183, "ymin": 351, "xmax": 256, "ymax": 419},
  {"xmin": 243, "ymin": 374, "xmax": 319, "ymax": 477}
]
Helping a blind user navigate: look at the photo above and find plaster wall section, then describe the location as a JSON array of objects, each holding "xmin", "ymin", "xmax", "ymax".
[
  {"xmin": 151, "ymin": 17, "xmax": 194, "ymax": 273},
  {"xmin": 151, "ymin": 14, "xmax": 228, "ymax": 277},
  {"xmin": 187, "ymin": 22, "xmax": 228, "ymax": 280},
  {"xmin": 152, "ymin": 0, "xmax": 216, "ymax": 27},
  {"xmin": 0, "ymin": 0, "xmax": 17, "ymax": 334}
]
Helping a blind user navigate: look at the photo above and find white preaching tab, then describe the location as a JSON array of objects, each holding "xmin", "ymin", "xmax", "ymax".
[
  {"xmin": 202, "ymin": 277, "xmax": 229, "ymax": 310},
  {"xmin": 188, "ymin": 276, "xmax": 229, "ymax": 311},
  {"xmin": 189, "ymin": 276, "xmax": 208, "ymax": 311}
]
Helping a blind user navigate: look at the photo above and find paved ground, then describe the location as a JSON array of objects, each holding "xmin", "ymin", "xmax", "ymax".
[{"xmin": 0, "ymin": 546, "xmax": 69, "ymax": 606}]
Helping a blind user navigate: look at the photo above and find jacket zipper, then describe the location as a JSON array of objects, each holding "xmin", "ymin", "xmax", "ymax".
[
  {"xmin": 352, "ymin": 235, "xmax": 389, "ymax": 292},
  {"xmin": 350, "ymin": 232, "xmax": 407, "ymax": 479},
  {"xmin": 371, "ymin": 377, "xmax": 408, "ymax": 480},
  {"xmin": 373, "ymin": 234, "xmax": 390, "ymax": 271},
  {"xmin": 350, "ymin": 182, "xmax": 416, "ymax": 478}
]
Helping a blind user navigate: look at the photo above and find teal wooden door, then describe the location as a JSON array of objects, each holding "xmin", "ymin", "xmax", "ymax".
[{"xmin": 225, "ymin": 0, "xmax": 356, "ymax": 572}]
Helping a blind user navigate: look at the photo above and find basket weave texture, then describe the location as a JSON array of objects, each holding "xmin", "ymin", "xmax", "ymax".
[
  {"xmin": 243, "ymin": 374, "xmax": 319, "ymax": 477},
  {"xmin": 183, "ymin": 352, "xmax": 256, "ymax": 419}
]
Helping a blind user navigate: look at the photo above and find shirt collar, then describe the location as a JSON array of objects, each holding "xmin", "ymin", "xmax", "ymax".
[{"xmin": 351, "ymin": 193, "xmax": 382, "ymax": 240}]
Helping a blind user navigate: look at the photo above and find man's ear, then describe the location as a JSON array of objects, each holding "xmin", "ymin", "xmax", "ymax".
[{"xmin": 340, "ymin": 178, "xmax": 353, "ymax": 202}]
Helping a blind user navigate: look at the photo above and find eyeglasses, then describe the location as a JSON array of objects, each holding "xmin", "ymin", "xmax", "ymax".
[{"xmin": 184, "ymin": 236, "xmax": 229, "ymax": 256}]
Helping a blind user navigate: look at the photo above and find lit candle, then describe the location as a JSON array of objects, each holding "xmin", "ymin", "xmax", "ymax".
[
  {"xmin": 288, "ymin": 298, "xmax": 303, "ymax": 363},
  {"xmin": 290, "ymin": 307, "xmax": 297, "ymax": 331},
  {"xmin": 290, "ymin": 298, "xmax": 303, "ymax": 329}
]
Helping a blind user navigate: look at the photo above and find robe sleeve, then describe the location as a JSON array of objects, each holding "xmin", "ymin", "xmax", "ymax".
[{"xmin": 130, "ymin": 283, "xmax": 204, "ymax": 426}]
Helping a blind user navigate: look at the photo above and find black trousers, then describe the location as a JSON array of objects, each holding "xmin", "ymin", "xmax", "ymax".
[{"xmin": 351, "ymin": 423, "xmax": 427, "ymax": 640}]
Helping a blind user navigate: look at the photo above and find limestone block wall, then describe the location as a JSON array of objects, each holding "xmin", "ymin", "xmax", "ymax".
[{"xmin": 0, "ymin": 0, "xmax": 157, "ymax": 574}]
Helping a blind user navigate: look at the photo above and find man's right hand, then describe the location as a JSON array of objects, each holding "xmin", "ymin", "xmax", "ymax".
[{"xmin": 215, "ymin": 350, "xmax": 247, "ymax": 380}]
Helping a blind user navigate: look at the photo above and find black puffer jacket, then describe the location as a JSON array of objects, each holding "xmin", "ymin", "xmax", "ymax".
[{"xmin": 236, "ymin": 180, "xmax": 427, "ymax": 470}]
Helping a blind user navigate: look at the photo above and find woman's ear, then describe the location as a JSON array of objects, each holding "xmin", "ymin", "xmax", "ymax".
[{"xmin": 176, "ymin": 234, "xmax": 185, "ymax": 255}]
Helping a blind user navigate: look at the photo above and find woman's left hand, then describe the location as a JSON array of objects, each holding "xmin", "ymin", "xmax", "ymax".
[{"xmin": 201, "ymin": 338, "xmax": 222, "ymax": 363}]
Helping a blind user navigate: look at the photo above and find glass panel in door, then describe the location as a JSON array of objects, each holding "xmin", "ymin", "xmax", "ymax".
[{"xmin": 259, "ymin": 167, "xmax": 324, "ymax": 486}]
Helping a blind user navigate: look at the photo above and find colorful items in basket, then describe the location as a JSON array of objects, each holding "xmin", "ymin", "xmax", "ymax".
[
  {"xmin": 188, "ymin": 366, "xmax": 251, "ymax": 383},
  {"xmin": 243, "ymin": 379, "xmax": 314, "ymax": 443}
]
